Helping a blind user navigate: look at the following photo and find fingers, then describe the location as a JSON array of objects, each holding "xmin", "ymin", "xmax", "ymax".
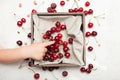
[{"xmin": 42, "ymin": 41, "xmax": 55, "ymax": 47}]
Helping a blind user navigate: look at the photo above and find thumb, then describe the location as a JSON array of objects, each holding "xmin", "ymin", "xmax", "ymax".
[{"xmin": 42, "ymin": 41, "xmax": 55, "ymax": 47}]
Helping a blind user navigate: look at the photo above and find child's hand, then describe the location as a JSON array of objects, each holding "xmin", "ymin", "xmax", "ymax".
[{"xmin": 22, "ymin": 41, "xmax": 55, "ymax": 60}]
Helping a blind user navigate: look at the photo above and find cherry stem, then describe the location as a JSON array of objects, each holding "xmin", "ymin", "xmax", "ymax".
[{"xmin": 28, "ymin": 67, "xmax": 36, "ymax": 74}]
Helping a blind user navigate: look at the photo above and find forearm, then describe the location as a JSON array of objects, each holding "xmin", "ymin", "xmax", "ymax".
[{"xmin": 0, "ymin": 47, "xmax": 28, "ymax": 63}]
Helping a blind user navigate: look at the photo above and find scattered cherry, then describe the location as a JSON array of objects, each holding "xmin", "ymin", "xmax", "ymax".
[
  {"xmin": 84, "ymin": 10, "xmax": 88, "ymax": 15},
  {"xmin": 51, "ymin": 3, "xmax": 57, "ymax": 9},
  {"xmin": 91, "ymin": 31, "xmax": 97, "ymax": 36},
  {"xmin": 17, "ymin": 21, "xmax": 23, "ymax": 27},
  {"xmin": 65, "ymin": 52, "xmax": 70, "ymax": 58},
  {"xmin": 88, "ymin": 22, "xmax": 94, "ymax": 28},
  {"xmin": 63, "ymin": 47, "xmax": 69, "ymax": 52},
  {"xmin": 80, "ymin": 67, "xmax": 86, "ymax": 72},
  {"xmin": 16, "ymin": 40, "xmax": 23, "ymax": 46},
  {"xmin": 68, "ymin": 37, "xmax": 73, "ymax": 44},
  {"xmin": 57, "ymin": 33, "xmax": 63, "ymax": 38},
  {"xmin": 88, "ymin": 64, "xmax": 94, "ymax": 69},
  {"xmin": 88, "ymin": 46, "xmax": 93, "ymax": 51},
  {"xmin": 55, "ymin": 21, "xmax": 61, "ymax": 28},
  {"xmin": 85, "ymin": 1, "xmax": 90, "ymax": 7},
  {"xmin": 32, "ymin": 9, "xmax": 37, "ymax": 13},
  {"xmin": 58, "ymin": 53, "xmax": 63, "ymax": 59},
  {"xmin": 21, "ymin": 18, "xmax": 26, "ymax": 23},
  {"xmin": 27, "ymin": 33, "xmax": 31, "ymax": 38},
  {"xmin": 60, "ymin": 0, "xmax": 65, "ymax": 6},
  {"xmin": 86, "ymin": 32, "xmax": 91, "ymax": 37},
  {"xmin": 86, "ymin": 68, "xmax": 91, "ymax": 73},
  {"xmin": 34, "ymin": 73, "xmax": 40, "ymax": 79},
  {"xmin": 62, "ymin": 71, "xmax": 68, "ymax": 77},
  {"xmin": 78, "ymin": 7, "xmax": 84, "ymax": 12},
  {"xmin": 88, "ymin": 9, "xmax": 93, "ymax": 14},
  {"xmin": 61, "ymin": 24, "xmax": 66, "ymax": 30}
]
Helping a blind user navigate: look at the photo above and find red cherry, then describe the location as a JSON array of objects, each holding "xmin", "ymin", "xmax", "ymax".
[
  {"xmin": 43, "ymin": 34, "xmax": 48, "ymax": 39},
  {"xmin": 84, "ymin": 10, "xmax": 88, "ymax": 15},
  {"xmin": 32, "ymin": 9, "xmax": 37, "ymax": 13},
  {"xmin": 57, "ymin": 33, "xmax": 63, "ymax": 38},
  {"xmin": 88, "ymin": 46, "xmax": 93, "ymax": 51},
  {"xmin": 68, "ymin": 37, "xmax": 73, "ymax": 44},
  {"xmin": 49, "ymin": 36, "xmax": 53, "ymax": 40},
  {"xmin": 88, "ymin": 22, "xmax": 94, "ymax": 28},
  {"xmin": 52, "ymin": 54, "xmax": 58, "ymax": 60},
  {"xmin": 73, "ymin": 8, "xmax": 78, "ymax": 12},
  {"xmin": 61, "ymin": 24, "xmax": 66, "ymax": 30},
  {"xmin": 88, "ymin": 9, "xmax": 93, "ymax": 14},
  {"xmin": 48, "ymin": 67, "xmax": 54, "ymax": 71},
  {"xmin": 27, "ymin": 33, "xmax": 31, "ymax": 38},
  {"xmin": 51, "ymin": 27, "xmax": 57, "ymax": 33},
  {"xmin": 56, "ymin": 27, "xmax": 61, "ymax": 32},
  {"xmin": 21, "ymin": 18, "xmax": 26, "ymax": 23},
  {"xmin": 54, "ymin": 48, "xmax": 59, "ymax": 53},
  {"xmin": 78, "ymin": 7, "xmax": 83, "ymax": 12},
  {"xmin": 62, "ymin": 71, "xmax": 68, "ymax": 77},
  {"xmin": 85, "ymin": 1, "xmax": 90, "ymax": 7},
  {"xmin": 65, "ymin": 52, "xmax": 70, "ymax": 58},
  {"xmin": 86, "ymin": 32, "xmax": 91, "ymax": 37},
  {"xmin": 16, "ymin": 40, "xmax": 23, "ymax": 46},
  {"xmin": 80, "ymin": 67, "xmax": 86, "ymax": 72},
  {"xmin": 63, "ymin": 41, "xmax": 68, "ymax": 47},
  {"xmin": 55, "ymin": 21, "xmax": 61, "ymax": 28},
  {"xmin": 46, "ymin": 30, "xmax": 51, "ymax": 36},
  {"xmin": 60, "ymin": 0, "xmax": 65, "ymax": 6},
  {"xmin": 88, "ymin": 64, "xmax": 94, "ymax": 69},
  {"xmin": 63, "ymin": 47, "xmax": 69, "ymax": 52},
  {"xmin": 58, "ymin": 39, "xmax": 63, "ymax": 44},
  {"xmin": 47, "ymin": 7, "xmax": 52, "ymax": 13},
  {"xmin": 17, "ymin": 21, "xmax": 23, "ymax": 27},
  {"xmin": 51, "ymin": 3, "xmax": 57, "ymax": 9},
  {"xmin": 34, "ymin": 73, "xmax": 40, "ymax": 79},
  {"xmin": 91, "ymin": 31, "xmax": 97, "ymax": 36}
]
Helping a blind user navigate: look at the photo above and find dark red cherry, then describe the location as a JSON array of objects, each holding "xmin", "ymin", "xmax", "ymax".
[
  {"xmin": 80, "ymin": 67, "xmax": 86, "ymax": 72},
  {"xmin": 17, "ymin": 21, "xmax": 23, "ymax": 27},
  {"xmin": 91, "ymin": 31, "xmax": 97, "ymax": 36},
  {"xmin": 55, "ymin": 21, "xmax": 61, "ymax": 28},
  {"xmin": 48, "ymin": 67, "xmax": 54, "ymax": 71},
  {"xmin": 58, "ymin": 39, "xmax": 63, "ymax": 44},
  {"xmin": 51, "ymin": 3, "xmax": 57, "ymax": 9},
  {"xmin": 88, "ymin": 9, "xmax": 93, "ymax": 14},
  {"xmin": 63, "ymin": 47, "xmax": 69, "ymax": 52},
  {"xmin": 62, "ymin": 71, "xmax": 68, "ymax": 77},
  {"xmin": 46, "ymin": 30, "xmax": 51, "ymax": 36},
  {"xmin": 63, "ymin": 41, "xmax": 68, "ymax": 47},
  {"xmin": 88, "ymin": 64, "xmax": 94, "ymax": 69},
  {"xmin": 57, "ymin": 33, "xmax": 63, "ymax": 38},
  {"xmin": 68, "ymin": 9, "xmax": 73, "ymax": 13},
  {"xmin": 60, "ymin": 0, "xmax": 65, "ymax": 6},
  {"xmin": 68, "ymin": 37, "xmax": 73, "ymax": 44},
  {"xmin": 88, "ymin": 46, "xmax": 93, "ymax": 51},
  {"xmin": 47, "ymin": 7, "xmax": 52, "ymax": 13},
  {"xmin": 54, "ymin": 48, "xmax": 59, "ymax": 53},
  {"xmin": 58, "ymin": 53, "xmax": 63, "ymax": 59},
  {"xmin": 78, "ymin": 7, "xmax": 83, "ymax": 12},
  {"xmin": 16, "ymin": 40, "xmax": 23, "ymax": 46},
  {"xmin": 51, "ymin": 27, "xmax": 57, "ymax": 33},
  {"xmin": 61, "ymin": 24, "xmax": 66, "ymax": 30},
  {"xmin": 34, "ymin": 73, "xmax": 40, "ymax": 79},
  {"xmin": 86, "ymin": 68, "xmax": 91, "ymax": 73},
  {"xmin": 27, "ymin": 33, "xmax": 31, "ymax": 38},
  {"xmin": 84, "ymin": 10, "xmax": 88, "ymax": 15},
  {"xmin": 65, "ymin": 52, "xmax": 70, "ymax": 58},
  {"xmin": 52, "ymin": 54, "xmax": 58, "ymax": 60}
]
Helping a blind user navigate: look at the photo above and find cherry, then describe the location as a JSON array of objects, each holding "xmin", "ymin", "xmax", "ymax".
[
  {"xmin": 54, "ymin": 43, "xmax": 59, "ymax": 48},
  {"xmin": 80, "ymin": 67, "xmax": 86, "ymax": 72},
  {"xmin": 84, "ymin": 10, "xmax": 88, "ymax": 15},
  {"xmin": 68, "ymin": 9, "xmax": 73, "ymax": 13},
  {"xmin": 65, "ymin": 52, "xmax": 70, "ymax": 58},
  {"xmin": 42, "ymin": 67, "xmax": 48, "ymax": 71},
  {"xmin": 57, "ymin": 33, "xmax": 63, "ymax": 38},
  {"xmin": 28, "ymin": 61, "xmax": 34, "ymax": 67},
  {"xmin": 46, "ymin": 30, "xmax": 51, "ymax": 36},
  {"xmin": 51, "ymin": 3, "xmax": 57, "ymax": 9},
  {"xmin": 86, "ymin": 32, "xmax": 91, "ymax": 37},
  {"xmin": 55, "ymin": 21, "xmax": 61, "ymax": 28},
  {"xmin": 47, "ymin": 7, "xmax": 52, "ymax": 13},
  {"xmin": 58, "ymin": 53, "xmax": 63, "ymax": 59},
  {"xmin": 63, "ymin": 47, "xmax": 69, "ymax": 52},
  {"xmin": 34, "ymin": 73, "xmax": 40, "ymax": 79},
  {"xmin": 88, "ymin": 64, "xmax": 94, "ymax": 69},
  {"xmin": 85, "ymin": 1, "xmax": 90, "ymax": 7},
  {"xmin": 21, "ymin": 18, "xmax": 26, "ymax": 23},
  {"xmin": 55, "ymin": 36, "xmax": 59, "ymax": 40},
  {"xmin": 54, "ymin": 48, "xmax": 59, "ymax": 53},
  {"xmin": 88, "ymin": 9, "xmax": 93, "ymax": 14},
  {"xmin": 62, "ymin": 71, "xmax": 68, "ymax": 77},
  {"xmin": 61, "ymin": 24, "xmax": 66, "ymax": 30},
  {"xmin": 27, "ymin": 33, "xmax": 31, "ymax": 38},
  {"xmin": 52, "ymin": 54, "xmax": 58, "ymax": 60},
  {"xmin": 63, "ymin": 41, "xmax": 68, "ymax": 47},
  {"xmin": 49, "ymin": 56, "xmax": 54, "ymax": 62},
  {"xmin": 49, "ymin": 36, "xmax": 53, "ymax": 40},
  {"xmin": 78, "ymin": 7, "xmax": 83, "ymax": 12},
  {"xmin": 58, "ymin": 39, "xmax": 63, "ymax": 44},
  {"xmin": 43, "ymin": 34, "xmax": 48, "ymax": 39},
  {"xmin": 60, "ymin": 0, "xmax": 65, "ymax": 6},
  {"xmin": 48, "ymin": 67, "xmax": 54, "ymax": 71},
  {"xmin": 16, "ymin": 40, "xmax": 23, "ymax": 46},
  {"xmin": 43, "ymin": 55, "xmax": 50, "ymax": 61},
  {"xmin": 32, "ymin": 9, "xmax": 37, "ymax": 13},
  {"xmin": 88, "ymin": 22, "xmax": 94, "ymax": 28},
  {"xmin": 51, "ymin": 27, "xmax": 57, "ymax": 33},
  {"xmin": 86, "ymin": 68, "xmax": 91, "ymax": 73},
  {"xmin": 88, "ymin": 46, "xmax": 93, "ymax": 51},
  {"xmin": 56, "ymin": 27, "xmax": 61, "ymax": 32},
  {"xmin": 68, "ymin": 37, "xmax": 73, "ymax": 44},
  {"xmin": 73, "ymin": 8, "xmax": 78, "ymax": 12},
  {"xmin": 17, "ymin": 21, "xmax": 23, "ymax": 27},
  {"xmin": 91, "ymin": 31, "xmax": 97, "ymax": 36}
]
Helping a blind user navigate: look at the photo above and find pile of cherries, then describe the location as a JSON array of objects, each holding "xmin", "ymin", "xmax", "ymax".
[
  {"xmin": 42, "ymin": 21, "xmax": 73, "ymax": 62},
  {"xmin": 80, "ymin": 64, "xmax": 94, "ymax": 73}
]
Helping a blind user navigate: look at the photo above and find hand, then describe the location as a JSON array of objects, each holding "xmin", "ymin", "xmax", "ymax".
[{"xmin": 22, "ymin": 41, "xmax": 55, "ymax": 60}]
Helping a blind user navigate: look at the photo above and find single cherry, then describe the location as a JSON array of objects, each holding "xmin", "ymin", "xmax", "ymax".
[
  {"xmin": 63, "ymin": 41, "xmax": 68, "ymax": 47},
  {"xmin": 88, "ymin": 64, "xmax": 94, "ymax": 69},
  {"xmin": 80, "ymin": 67, "xmax": 86, "ymax": 72},
  {"xmin": 58, "ymin": 53, "xmax": 63, "ymax": 59},
  {"xmin": 78, "ymin": 7, "xmax": 83, "ymax": 12},
  {"xmin": 65, "ymin": 52, "xmax": 70, "ymax": 58},
  {"xmin": 34, "ymin": 73, "xmax": 40, "ymax": 79},
  {"xmin": 21, "ymin": 18, "xmax": 26, "ymax": 23},
  {"xmin": 88, "ymin": 46, "xmax": 93, "ymax": 51},
  {"xmin": 68, "ymin": 37, "xmax": 73, "ymax": 44},
  {"xmin": 27, "ymin": 33, "xmax": 31, "ymax": 38},
  {"xmin": 86, "ymin": 68, "xmax": 91, "ymax": 73},
  {"xmin": 88, "ymin": 22, "xmax": 94, "ymax": 28},
  {"xmin": 88, "ymin": 9, "xmax": 93, "ymax": 14},
  {"xmin": 86, "ymin": 32, "xmax": 91, "ymax": 37},
  {"xmin": 91, "ymin": 31, "xmax": 97, "ymax": 36},
  {"xmin": 85, "ymin": 1, "xmax": 90, "ymax": 7},
  {"xmin": 60, "ymin": 0, "xmax": 65, "ymax": 6},
  {"xmin": 63, "ymin": 47, "xmax": 69, "ymax": 52},
  {"xmin": 68, "ymin": 9, "xmax": 73, "ymax": 13},
  {"xmin": 61, "ymin": 24, "xmax": 66, "ymax": 30},
  {"xmin": 51, "ymin": 3, "xmax": 57, "ymax": 9},
  {"xmin": 62, "ymin": 71, "xmax": 68, "ymax": 77},
  {"xmin": 16, "ymin": 40, "xmax": 23, "ymax": 46},
  {"xmin": 55, "ymin": 21, "xmax": 61, "ymax": 28},
  {"xmin": 32, "ymin": 9, "xmax": 37, "ymax": 13}
]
